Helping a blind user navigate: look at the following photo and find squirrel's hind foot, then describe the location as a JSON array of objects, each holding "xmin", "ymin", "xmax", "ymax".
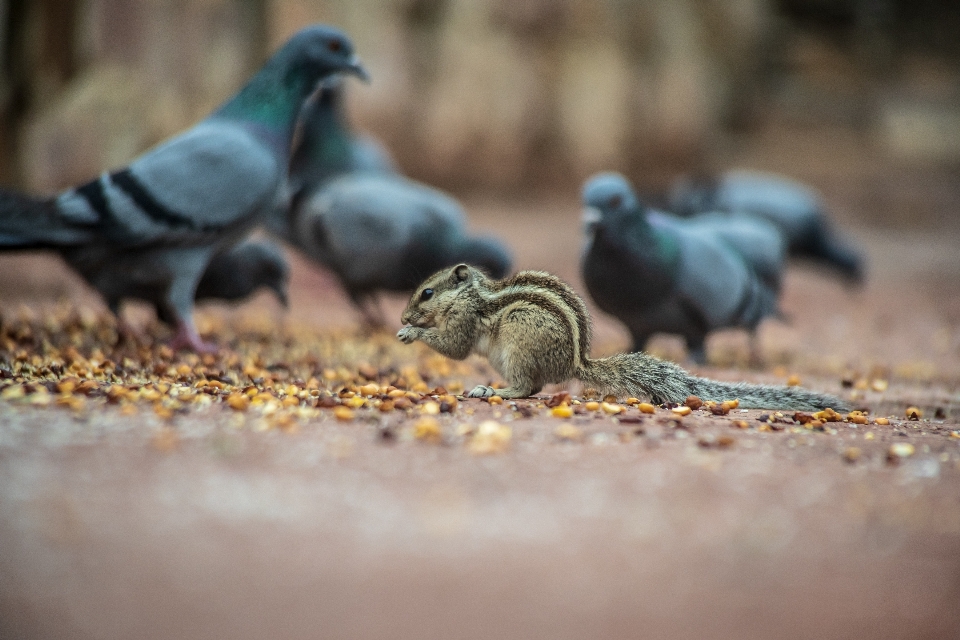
[
  {"xmin": 467, "ymin": 385, "xmax": 497, "ymax": 398},
  {"xmin": 467, "ymin": 384, "xmax": 538, "ymax": 399}
]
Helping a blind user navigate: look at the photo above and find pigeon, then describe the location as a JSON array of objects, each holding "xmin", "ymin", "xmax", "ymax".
[
  {"xmin": 0, "ymin": 24, "xmax": 368, "ymax": 352},
  {"xmin": 193, "ymin": 240, "xmax": 289, "ymax": 308},
  {"xmin": 288, "ymin": 78, "xmax": 395, "ymax": 189},
  {"xmin": 581, "ymin": 172, "xmax": 786, "ymax": 364},
  {"xmin": 289, "ymin": 173, "xmax": 511, "ymax": 325},
  {"xmin": 668, "ymin": 170, "xmax": 864, "ymax": 282},
  {"xmin": 275, "ymin": 79, "xmax": 511, "ymax": 325}
]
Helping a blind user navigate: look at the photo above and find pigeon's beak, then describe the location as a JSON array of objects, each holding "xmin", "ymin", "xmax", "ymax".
[
  {"xmin": 346, "ymin": 54, "xmax": 371, "ymax": 83},
  {"xmin": 581, "ymin": 206, "xmax": 602, "ymax": 234}
]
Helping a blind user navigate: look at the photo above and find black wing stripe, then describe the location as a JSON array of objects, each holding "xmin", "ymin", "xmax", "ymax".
[
  {"xmin": 110, "ymin": 168, "xmax": 198, "ymax": 230},
  {"xmin": 75, "ymin": 177, "xmax": 111, "ymax": 225}
]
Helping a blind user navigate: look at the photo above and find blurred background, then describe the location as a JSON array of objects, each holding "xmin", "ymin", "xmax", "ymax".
[
  {"xmin": 2, "ymin": 0, "xmax": 959, "ymax": 229},
  {"xmin": 0, "ymin": 0, "xmax": 959, "ymax": 377}
]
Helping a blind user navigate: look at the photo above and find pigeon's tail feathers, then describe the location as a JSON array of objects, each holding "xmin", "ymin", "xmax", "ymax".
[
  {"xmin": 575, "ymin": 350, "xmax": 848, "ymax": 411},
  {"xmin": 787, "ymin": 215, "xmax": 865, "ymax": 283},
  {"xmin": 0, "ymin": 188, "xmax": 93, "ymax": 248},
  {"xmin": 813, "ymin": 231, "xmax": 865, "ymax": 283},
  {"xmin": 455, "ymin": 236, "xmax": 512, "ymax": 279}
]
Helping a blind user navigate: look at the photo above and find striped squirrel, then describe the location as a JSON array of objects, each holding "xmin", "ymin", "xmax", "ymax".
[{"xmin": 397, "ymin": 264, "xmax": 848, "ymax": 410}]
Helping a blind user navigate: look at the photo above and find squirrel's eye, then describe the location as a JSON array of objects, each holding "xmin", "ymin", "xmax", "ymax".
[{"xmin": 420, "ymin": 288, "xmax": 434, "ymax": 301}]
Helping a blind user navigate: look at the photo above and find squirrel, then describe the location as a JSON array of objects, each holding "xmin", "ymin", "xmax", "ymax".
[{"xmin": 397, "ymin": 264, "xmax": 849, "ymax": 411}]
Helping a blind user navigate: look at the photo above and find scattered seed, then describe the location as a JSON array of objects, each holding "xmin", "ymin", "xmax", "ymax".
[
  {"xmin": 545, "ymin": 391, "xmax": 570, "ymax": 408},
  {"xmin": 469, "ymin": 421, "xmax": 511, "ymax": 454},
  {"xmin": 551, "ymin": 405, "xmax": 573, "ymax": 419},
  {"xmin": 887, "ymin": 442, "xmax": 915, "ymax": 462},
  {"xmin": 333, "ymin": 406, "xmax": 354, "ymax": 421},
  {"xmin": 554, "ymin": 424, "xmax": 583, "ymax": 441},
  {"xmin": 601, "ymin": 402, "xmax": 624, "ymax": 415},
  {"xmin": 413, "ymin": 417, "xmax": 442, "ymax": 443},
  {"xmin": 226, "ymin": 394, "xmax": 249, "ymax": 411}
]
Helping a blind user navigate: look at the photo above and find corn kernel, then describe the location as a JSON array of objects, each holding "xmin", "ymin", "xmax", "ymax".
[
  {"xmin": 555, "ymin": 424, "xmax": 582, "ymax": 441},
  {"xmin": 601, "ymin": 402, "xmax": 623, "ymax": 415},
  {"xmin": 333, "ymin": 406, "xmax": 354, "ymax": 421},
  {"xmin": 551, "ymin": 405, "xmax": 573, "ymax": 418}
]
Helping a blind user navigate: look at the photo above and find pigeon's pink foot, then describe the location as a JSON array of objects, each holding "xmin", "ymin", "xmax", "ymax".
[{"xmin": 169, "ymin": 322, "xmax": 218, "ymax": 354}]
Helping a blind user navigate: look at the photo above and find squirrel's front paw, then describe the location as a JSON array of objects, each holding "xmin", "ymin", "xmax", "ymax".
[
  {"xmin": 397, "ymin": 326, "xmax": 421, "ymax": 344},
  {"xmin": 467, "ymin": 385, "xmax": 497, "ymax": 398}
]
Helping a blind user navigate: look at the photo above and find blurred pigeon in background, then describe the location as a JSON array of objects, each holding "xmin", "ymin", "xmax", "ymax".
[
  {"xmin": 581, "ymin": 172, "xmax": 786, "ymax": 364},
  {"xmin": 287, "ymin": 78, "xmax": 395, "ymax": 191},
  {"xmin": 290, "ymin": 173, "xmax": 511, "ymax": 326},
  {"xmin": 63, "ymin": 240, "xmax": 289, "ymax": 333},
  {"xmin": 668, "ymin": 170, "xmax": 864, "ymax": 283},
  {"xmin": 0, "ymin": 25, "xmax": 368, "ymax": 352},
  {"xmin": 275, "ymin": 79, "xmax": 511, "ymax": 326},
  {"xmin": 193, "ymin": 240, "xmax": 289, "ymax": 309}
]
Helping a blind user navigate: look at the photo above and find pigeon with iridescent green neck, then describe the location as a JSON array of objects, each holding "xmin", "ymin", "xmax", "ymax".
[
  {"xmin": 581, "ymin": 172, "xmax": 785, "ymax": 364},
  {"xmin": 275, "ymin": 79, "xmax": 511, "ymax": 326},
  {"xmin": 0, "ymin": 25, "xmax": 367, "ymax": 352}
]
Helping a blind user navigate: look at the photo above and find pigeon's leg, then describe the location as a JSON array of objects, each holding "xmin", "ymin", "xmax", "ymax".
[
  {"xmin": 747, "ymin": 331, "xmax": 764, "ymax": 369},
  {"xmin": 165, "ymin": 249, "xmax": 218, "ymax": 353},
  {"xmin": 170, "ymin": 320, "xmax": 218, "ymax": 354},
  {"xmin": 627, "ymin": 328, "xmax": 652, "ymax": 354},
  {"xmin": 107, "ymin": 298, "xmax": 143, "ymax": 347},
  {"xmin": 350, "ymin": 291, "xmax": 386, "ymax": 330},
  {"xmin": 686, "ymin": 337, "xmax": 708, "ymax": 365}
]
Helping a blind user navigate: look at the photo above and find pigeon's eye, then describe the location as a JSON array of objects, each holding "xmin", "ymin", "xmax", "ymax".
[
  {"xmin": 608, "ymin": 194, "xmax": 623, "ymax": 209},
  {"xmin": 420, "ymin": 288, "xmax": 434, "ymax": 302},
  {"xmin": 327, "ymin": 39, "xmax": 342, "ymax": 53}
]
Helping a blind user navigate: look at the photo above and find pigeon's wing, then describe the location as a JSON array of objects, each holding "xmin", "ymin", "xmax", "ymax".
[
  {"xmin": 297, "ymin": 175, "xmax": 414, "ymax": 281},
  {"xmin": 671, "ymin": 227, "xmax": 765, "ymax": 329},
  {"xmin": 714, "ymin": 170, "xmax": 822, "ymax": 240},
  {"xmin": 683, "ymin": 211, "xmax": 786, "ymax": 291},
  {"xmin": 55, "ymin": 120, "xmax": 282, "ymax": 245},
  {"xmin": 350, "ymin": 135, "xmax": 397, "ymax": 174}
]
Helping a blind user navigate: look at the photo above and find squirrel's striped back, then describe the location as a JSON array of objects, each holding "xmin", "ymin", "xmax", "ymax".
[{"xmin": 484, "ymin": 270, "xmax": 591, "ymax": 367}]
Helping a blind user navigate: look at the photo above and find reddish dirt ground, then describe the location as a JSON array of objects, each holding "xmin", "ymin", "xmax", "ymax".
[{"xmin": 0, "ymin": 198, "xmax": 959, "ymax": 640}]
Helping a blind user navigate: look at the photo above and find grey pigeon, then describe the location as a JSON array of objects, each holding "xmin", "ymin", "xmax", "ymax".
[
  {"xmin": 668, "ymin": 170, "xmax": 864, "ymax": 282},
  {"xmin": 150, "ymin": 240, "xmax": 289, "ymax": 327},
  {"xmin": 581, "ymin": 172, "xmax": 786, "ymax": 364},
  {"xmin": 290, "ymin": 173, "xmax": 511, "ymax": 325},
  {"xmin": 0, "ymin": 25, "xmax": 368, "ymax": 351},
  {"xmin": 276, "ymin": 80, "xmax": 511, "ymax": 325},
  {"xmin": 284, "ymin": 78, "xmax": 394, "ymax": 199}
]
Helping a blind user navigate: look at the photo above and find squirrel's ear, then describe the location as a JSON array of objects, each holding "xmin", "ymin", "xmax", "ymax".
[{"xmin": 453, "ymin": 264, "xmax": 471, "ymax": 283}]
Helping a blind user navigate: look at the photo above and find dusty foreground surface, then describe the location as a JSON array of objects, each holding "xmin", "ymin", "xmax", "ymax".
[{"xmin": 1, "ymin": 201, "xmax": 959, "ymax": 639}]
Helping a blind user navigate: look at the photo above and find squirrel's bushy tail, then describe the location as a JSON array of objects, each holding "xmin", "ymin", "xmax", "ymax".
[{"xmin": 576, "ymin": 352, "xmax": 848, "ymax": 411}]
